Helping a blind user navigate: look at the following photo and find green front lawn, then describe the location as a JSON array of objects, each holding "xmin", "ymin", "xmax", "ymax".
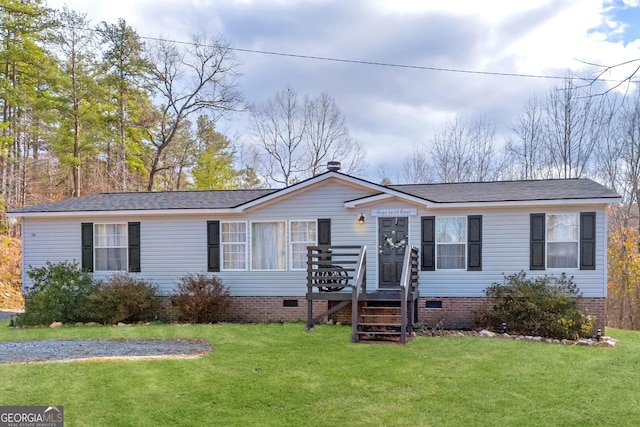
[{"xmin": 0, "ymin": 322, "xmax": 638, "ymax": 426}]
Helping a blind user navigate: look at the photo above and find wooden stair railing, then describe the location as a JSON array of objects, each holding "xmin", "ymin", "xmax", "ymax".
[{"xmin": 306, "ymin": 245, "xmax": 366, "ymax": 333}]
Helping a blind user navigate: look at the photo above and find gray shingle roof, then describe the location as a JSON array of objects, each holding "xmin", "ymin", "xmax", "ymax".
[
  {"xmin": 388, "ymin": 178, "xmax": 620, "ymax": 203},
  {"xmin": 11, "ymin": 189, "xmax": 277, "ymax": 213},
  {"xmin": 9, "ymin": 175, "xmax": 619, "ymax": 215}
]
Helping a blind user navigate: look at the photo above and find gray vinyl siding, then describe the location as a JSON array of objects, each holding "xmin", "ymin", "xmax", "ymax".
[
  {"xmin": 21, "ymin": 181, "xmax": 377, "ymax": 296},
  {"xmin": 20, "ymin": 180, "xmax": 609, "ymax": 298},
  {"xmin": 414, "ymin": 204, "xmax": 607, "ymax": 298}
]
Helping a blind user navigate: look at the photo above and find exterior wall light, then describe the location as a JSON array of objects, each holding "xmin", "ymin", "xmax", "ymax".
[{"xmin": 358, "ymin": 213, "xmax": 365, "ymax": 224}]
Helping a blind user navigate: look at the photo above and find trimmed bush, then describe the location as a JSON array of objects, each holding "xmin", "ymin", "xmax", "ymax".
[
  {"xmin": 17, "ymin": 261, "xmax": 97, "ymax": 326},
  {"xmin": 482, "ymin": 271, "xmax": 594, "ymax": 340},
  {"xmin": 89, "ymin": 273, "xmax": 160, "ymax": 324},
  {"xmin": 172, "ymin": 274, "xmax": 231, "ymax": 323}
]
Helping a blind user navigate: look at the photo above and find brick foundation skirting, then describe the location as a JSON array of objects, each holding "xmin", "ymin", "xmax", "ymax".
[
  {"xmin": 216, "ymin": 296, "xmax": 607, "ymax": 333},
  {"xmin": 227, "ymin": 296, "xmax": 325, "ymax": 323}
]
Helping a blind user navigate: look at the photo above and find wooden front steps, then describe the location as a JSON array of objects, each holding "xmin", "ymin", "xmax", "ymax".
[
  {"xmin": 306, "ymin": 245, "xmax": 419, "ymax": 344},
  {"xmin": 357, "ymin": 304, "xmax": 410, "ymax": 343}
]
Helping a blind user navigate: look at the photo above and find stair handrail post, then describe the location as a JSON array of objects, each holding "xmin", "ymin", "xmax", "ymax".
[
  {"xmin": 306, "ymin": 246, "xmax": 318, "ymax": 330},
  {"xmin": 351, "ymin": 245, "xmax": 367, "ymax": 343},
  {"xmin": 399, "ymin": 245, "xmax": 417, "ymax": 344}
]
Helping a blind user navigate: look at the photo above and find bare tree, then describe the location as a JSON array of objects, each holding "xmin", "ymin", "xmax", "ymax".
[
  {"xmin": 142, "ymin": 34, "xmax": 241, "ymax": 191},
  {"xmin": 430, "ymin": 119, "xmax": 469, "ymax": 183},
  {"xmin": 429, "ymin": 116, "xmax": 503, "ymax": 183},
  {"xmin": 251, "ymin": 87, "xmax": 366, "ymax": 186},
  {"xmin": 251, "ymin": 87, "xmax": 306, "ymax": 186},
  {"xmin": 304, "ymin": 92, "xmax": 366, "ymax": 176},
  {"xmin": 468, "ymin": 116, "xmax": 504, "ymax": 181},
  {"xmin": 506, "ymin": 95, "xmax": 545, "ymax": 180},
  {"xmin": 542, "ymin": 78, "xmax": 601, "ymax": 179},
  {"xmin": 593, "ymin": 94, "xmax": 625, "ymax": 197},
  {"xmin": 400, "ymin": 144, "xmax": 433, "ymax": 184}
]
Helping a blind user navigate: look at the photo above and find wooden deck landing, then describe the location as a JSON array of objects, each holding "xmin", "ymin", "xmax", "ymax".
[{"xmin": 305, "ymin": 289, "xmax": 419, "ymax": 302}]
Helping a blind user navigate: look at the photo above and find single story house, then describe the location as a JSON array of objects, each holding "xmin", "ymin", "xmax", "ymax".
[{"xmin": 8, "ymin": 166, "xmax": 621, "ymax": 332}]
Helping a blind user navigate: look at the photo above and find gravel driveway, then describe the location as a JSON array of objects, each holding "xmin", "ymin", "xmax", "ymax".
[{"xmin": 0, "ymin": 338, "xmax": 213, "ymax": 364}]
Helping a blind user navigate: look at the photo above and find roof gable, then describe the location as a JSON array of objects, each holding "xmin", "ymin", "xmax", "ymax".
[{"xmin": 236, "ymin": 171, "xmax": 426, "ymax": 211}]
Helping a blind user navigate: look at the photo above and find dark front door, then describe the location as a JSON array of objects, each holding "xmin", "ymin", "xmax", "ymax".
[{"xmin": 378, "ymin": 217, "xmax": 409, "ymax": 288}]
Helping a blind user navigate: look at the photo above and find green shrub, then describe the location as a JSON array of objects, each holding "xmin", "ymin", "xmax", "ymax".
[
  {"xmin": 17, "ymin": 261, "xmax": 97, "ymax": 326},
  {"xmin": 482, "ymin": 271, "xmax": 594, "ymax": 340},
  {"xmin": 172, "ymin": 273, "xmax": 231, "ymax": 323},
  {"xmin": 89, "ymin": 273, "xmax": 160, "ymax": 324}
]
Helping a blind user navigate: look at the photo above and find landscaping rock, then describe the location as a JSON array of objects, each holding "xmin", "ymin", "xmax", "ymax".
[
  {"xmin": 49, "ymin": 322, "xmax": 62, "ymax": 328},
  {"xmin": 416, "ymin": 328, "xmax": 619, "ymax": 348}
]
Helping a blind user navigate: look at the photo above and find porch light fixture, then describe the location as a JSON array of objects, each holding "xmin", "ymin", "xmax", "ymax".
[{"xmin": 358, "ymin": 213, "xmax": 365, "ymax": 224}]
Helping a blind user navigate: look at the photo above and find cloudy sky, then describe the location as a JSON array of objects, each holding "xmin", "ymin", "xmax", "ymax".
[{"xmin": 46, "ymin": 0, "xmax": 640, "ymax": 183}]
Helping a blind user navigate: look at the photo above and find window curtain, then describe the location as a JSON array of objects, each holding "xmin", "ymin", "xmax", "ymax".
[
  {"xmin": 252, "ymin": 222, "xmax": 286, "ymax": 269},
  {"xmin": 95, "ymin": 224, "xmax": 127, "ymax": 271}
]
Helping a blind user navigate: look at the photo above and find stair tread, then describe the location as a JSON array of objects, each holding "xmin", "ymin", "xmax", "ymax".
[
  {"xmin": 357, "ymin": 331, "xmax": 402, "ymax": 335},
  {"xmin": 361, "ymin": 314, "xmax": 401, "ymax": 317},
  {"xmin": 361, "ymin": 312, "xmax": 401, "ymax": 315},
  {"xmin": 358, "ymin": 322, "xmax": 402, "ymax": 327}
]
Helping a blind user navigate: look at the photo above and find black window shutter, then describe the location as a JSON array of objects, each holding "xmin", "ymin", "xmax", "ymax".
[
  {"xmin": 128, "ymin": 222, "xmax": 141, "ymax": 273},
  {"xmin": 318, "ymin": 218, "xmax": 331, "ymax": 245},
  {"xmin": 580, "ymin": 212, "xmax": 596, "ymax": 270},
  {"xmin": 530, "ymin": 213, "xmax": 546, "ymax": 270},
  {"xmin": 81, "ymin": 223, "xmax": 94, "ymax": 272},
  {"xmin": 467, "ymin": 215, "xmax": 482, "ymax": 271},
  {"xmin": 421, "ymin": 216, "xmax": 435, "ymax": 271},
  {"xmin": 207, "ymin": 221, "xmax": 220, "ymax": 272}
]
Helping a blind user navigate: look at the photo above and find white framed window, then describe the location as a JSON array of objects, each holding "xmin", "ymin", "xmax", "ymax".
[
  {"xmin": 94, "ymin": 223, "xmax": 127, "ymax": 271},
  {"xmin": 221, "ymin": 222, "xmax": 247, "ymax": 270},
  {"xmin": 251, "ymin": 221, "xmax": 286, "ymax": 270},
  {"xmin": 546, "ymin": 213, "xmax": 578, "ymax": 269},
  {"xmin": 290, "ymin": 220, "xmax": 317, "ymax": 270},
  {"xmin": 436, "ymin": 217, "xmax": 466, "ymax": 270}
]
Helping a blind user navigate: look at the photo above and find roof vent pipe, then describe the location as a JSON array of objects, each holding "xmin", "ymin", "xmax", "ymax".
[{"xmin": 327, "ymin": 161, "xmax": 341, "ymax": 172}]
